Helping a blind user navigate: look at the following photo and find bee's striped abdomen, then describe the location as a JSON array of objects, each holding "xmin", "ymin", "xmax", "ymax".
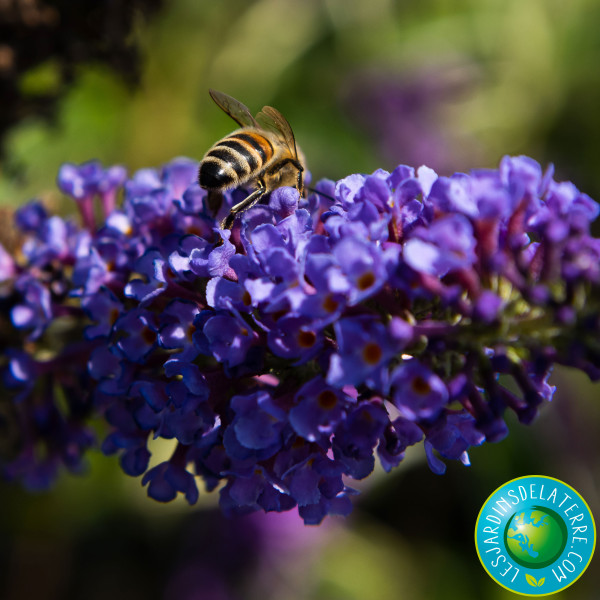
[
  {"xmin": 232, "ymin": 132, "xmax": 274, "ymax": 164},
  {"xmin": 199, "ymin": 131, "xmax": 275, "ymax": 191}
]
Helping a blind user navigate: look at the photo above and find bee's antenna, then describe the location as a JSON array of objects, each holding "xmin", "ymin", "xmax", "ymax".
[{"xmin": 306, "ymin": 186, "xmax": 336, "ymax": 202}]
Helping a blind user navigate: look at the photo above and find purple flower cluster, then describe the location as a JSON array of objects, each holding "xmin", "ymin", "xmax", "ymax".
[{"xmin": 2, "ymin": 155, "xmax": 599, "ymax": 523}]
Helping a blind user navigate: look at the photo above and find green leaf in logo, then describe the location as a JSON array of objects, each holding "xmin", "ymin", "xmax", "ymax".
[
  {"xmin": 526, "ymin": 574, "xmax": 539, "ymax": 587},
  {"xmin": 538, "ymin": 578, "xmax": 545, "ymax": 586}
]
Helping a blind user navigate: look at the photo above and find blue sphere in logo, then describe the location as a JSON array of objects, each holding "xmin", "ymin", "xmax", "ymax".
[{"xmin": 504, "ymin": 506, "xmax": 568, "ymax": 569}]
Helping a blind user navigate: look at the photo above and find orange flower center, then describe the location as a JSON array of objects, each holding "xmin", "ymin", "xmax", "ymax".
[
  {"xmin": 322, "ymin": 294, "xmax": 339, "ymax": 313},
  {"xmin": 357, "ymin": 271, "xmax": 376, "ymax": 290},
  {"xmin": 411, "ymin": 375, "xmax": 431, "ymax": 396},
  {"xmin": 362, "ymin": 343, "xmax": 382, "ymax": 365},
  {"xmin": 317, "ymin": 390, "xmax": 338, "ymax": 410},
  {"xmin": 297, "ymin": 330, "xmax": 317, "ymax": 348},
  {"xmin": 141, "ymin": 326, "xmax": 156, "ymax": 345}
]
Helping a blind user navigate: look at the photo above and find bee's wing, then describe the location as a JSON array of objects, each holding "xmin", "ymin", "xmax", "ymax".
[
  {"xmin": 209, "ymin": 89, "xmax": 259, "ymax": 128},
  {"xmin": 256, "ymin": 106, "xmax": 299, "ymax": 159}
]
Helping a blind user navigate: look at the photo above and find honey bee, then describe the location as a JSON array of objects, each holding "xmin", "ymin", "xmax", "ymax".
[{"xmin": 198, "ymin": 89, "xmax": 305, "ymax": 230}]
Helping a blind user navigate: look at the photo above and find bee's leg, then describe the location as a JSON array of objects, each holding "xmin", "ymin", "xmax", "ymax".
[
  {"xmin": 296, "ymin": 164, "xmax": 305, "ymax": 197},
  {"xmin": 221, "ymin": 180, "xmax": 266, "ymax": 230},
  {"xmin": 289, "ymin": 160, "xmax": 304, "ymax": 197},
  {"xmin": 265, "ymin": 158, "xmax": 305, "ymax": 196},
  {"xmin": 206, "ymin": 190, "xmax": 223, "ymax": 218}
]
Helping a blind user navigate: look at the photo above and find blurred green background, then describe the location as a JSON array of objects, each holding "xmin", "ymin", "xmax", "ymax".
[{"xmin": 1, "ymin": 0, "xmax": 599, "ymax": 598}]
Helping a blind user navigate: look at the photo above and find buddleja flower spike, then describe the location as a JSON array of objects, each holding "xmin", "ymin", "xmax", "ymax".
[{"xmin": 2, "ymin": 155, "xmax": 598, "ymax": 524}]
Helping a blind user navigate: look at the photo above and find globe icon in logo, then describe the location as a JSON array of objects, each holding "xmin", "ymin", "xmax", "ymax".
[{"xmin": 504, "ymin": 506, "xmax": 568, "ymax": 569}]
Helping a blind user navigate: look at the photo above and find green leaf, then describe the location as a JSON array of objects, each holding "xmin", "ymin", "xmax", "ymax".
[
  {"xmin": 538, "ymin": 577, "xmax": 545, "ymax": 586},
  {"xmin": 525, "ymin": 574, "xmax": 538, "ymax": 587}
]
